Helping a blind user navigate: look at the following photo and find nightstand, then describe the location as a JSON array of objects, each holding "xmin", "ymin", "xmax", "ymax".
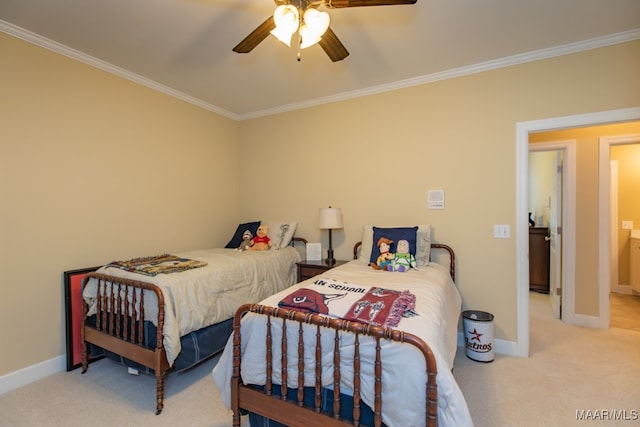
[{"xmin": 296, "ymin": 259, "xmax": 349, "ymax": 282}]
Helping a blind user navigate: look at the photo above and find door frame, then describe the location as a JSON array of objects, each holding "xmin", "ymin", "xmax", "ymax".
[
  {"xmin": 515, "ymin": 106, "xmax": 640, "ymax": 357},
  {"xmin": 528, "ymin": 142, "xmax": 576, "ymax": 323},
  {"xmin": 609, "ymin": 160, "xmax": 620, "ymax": 294}
]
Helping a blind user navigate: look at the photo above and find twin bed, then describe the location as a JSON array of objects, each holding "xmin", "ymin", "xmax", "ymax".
[
  {"xmin": 212, "ymin": 232, "xmax": 472, "ymax": 427},
  {"xmin": 80, "ymin": 224, "xmax": 472, "ymax": 426},
  {"xmin": 80, "ymin": 231, "xmax": 305, "ymax": 414}
]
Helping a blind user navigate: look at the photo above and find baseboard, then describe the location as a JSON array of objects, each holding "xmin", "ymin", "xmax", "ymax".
[
  {"xmin": 457, "ymin": 332, "xmax": 518, "ymax": 357},
  {"xmin": 612, "ymin": 284, "xmax": 632, "ymax": 295},
  {"xmin": 569, "ymin": 313, "xmax": 604, "ymax": 329},
  {"xmin": 0, "ymin": 355, "xmax": 65, "ymax": 395}
]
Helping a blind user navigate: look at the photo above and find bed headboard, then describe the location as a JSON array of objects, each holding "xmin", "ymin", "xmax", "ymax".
[
  {"xmin": 289, "ymin": 236, "xmax": 308, "ymax": 259},
  {"xmin": 352, "ymin": 241, "xmax": 456, "ymax": 282},
  {"xmin": 291, "ymin": 236, "xmax": 308, "ymax": 246}
]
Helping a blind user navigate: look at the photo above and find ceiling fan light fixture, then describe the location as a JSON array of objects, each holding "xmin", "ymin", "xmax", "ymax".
[
  {"xmin": 270, "ymin": 5, "xmax": 299, "ymax": 47},
  {"xmin": 299, "ymin": 25, "xmax": 321, "ymax": 49},
  {"xmin": 300, "ymin": 8, "xmax": 330, "ymax": 49},
  {"xmin": 236, "ymin": 0, "xmax": 419, "ymax": 61},
  {"xmin": 304, "ymin": 8, "xmax": 330, "ymax": 36}
]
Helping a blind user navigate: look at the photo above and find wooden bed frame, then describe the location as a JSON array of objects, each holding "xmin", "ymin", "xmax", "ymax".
[
  {"xmin": 80, "ymin": 237, "xmax": 307, "ymax": 415},
  {"xmin": 230, "ymin": 242, "xmax": 456, "ymax": 427}
]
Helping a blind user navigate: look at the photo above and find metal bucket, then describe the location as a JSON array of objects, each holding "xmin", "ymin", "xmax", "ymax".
[{"xmin": 462, "ymin": 310, "xmax": 494, "ymax": 362}]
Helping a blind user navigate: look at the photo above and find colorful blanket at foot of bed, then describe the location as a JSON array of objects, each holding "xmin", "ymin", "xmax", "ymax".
[
  {"xmin": 278, "ymin": 277, "xmax": 417, "ymax": 328},
  {"xmin": 104, "ymin": 254, "xmax": 207, "ymax": 276}
]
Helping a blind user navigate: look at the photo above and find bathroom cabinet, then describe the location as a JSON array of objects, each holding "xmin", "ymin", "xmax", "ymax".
[{"xmin": 529, "ymin": 227, "xmax": 550, "ymax": 294}]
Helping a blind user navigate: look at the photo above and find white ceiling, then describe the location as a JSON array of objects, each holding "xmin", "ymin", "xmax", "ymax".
[{"xmin": 1, "ymin": 0, "xmax": 639, "ymax": 120}]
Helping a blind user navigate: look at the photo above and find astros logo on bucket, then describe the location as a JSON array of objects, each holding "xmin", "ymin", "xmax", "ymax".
[{"xmin": 465, "ymin": 327, "xmax": 493, "ymax": 353}]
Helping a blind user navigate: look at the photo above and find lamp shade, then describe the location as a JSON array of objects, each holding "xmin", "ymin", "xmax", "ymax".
[
  {"xmin": 300, "ymin": 8, "xmax": 330, "ymax": 49},
  {"xmin": 299, "ymin": 25, "xmax": 321, "ymax": 49},
  {"xmin": 270, "ymin": 5, "xmax": 299, "ymax": 47},
  {"xmin": 318, "ymin": 207, "xmax": 343, "ymax": 230}
]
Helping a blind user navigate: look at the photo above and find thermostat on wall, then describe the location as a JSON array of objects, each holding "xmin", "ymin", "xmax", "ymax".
[{"xmin": 428, "ymin": 189, "xmax": 445, "ymax": 209}]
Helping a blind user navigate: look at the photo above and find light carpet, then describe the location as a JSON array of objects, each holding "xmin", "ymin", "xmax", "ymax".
[{"xmin": 1, "ymin": 292, "xmax": 638, "ymax": 426}]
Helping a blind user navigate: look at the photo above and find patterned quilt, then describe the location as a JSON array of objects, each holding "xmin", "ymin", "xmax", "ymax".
[
  {"xmin": 278, "ymin": 277, "xmax": 417, "ymax": 328},
  {"xmin": 104, "ymin": 254, "xmax": 207, "ymax": 276}
]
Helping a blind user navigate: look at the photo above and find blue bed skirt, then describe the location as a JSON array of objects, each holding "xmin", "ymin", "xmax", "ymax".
[
  {"xmin": 246, "ymin": 384, "xmax": 387, "ymax": 427},
  {"xmin": 89, "ymin": 316, "xmax": 234, "ymax": 373}
]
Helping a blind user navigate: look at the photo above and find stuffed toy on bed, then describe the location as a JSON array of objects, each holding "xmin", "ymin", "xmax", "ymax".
[
  {"xmin": 370, "ymin": 237, "xmax": 395, "ymax": 270},
  {"xmin": 248, "ymin": 225, "xmax": 272, "ymax": 251},
  {"xmin": 236, "ymin": 230, "xmax": 253, "ymax": 251},
  {"xmin": 388, "ymin": 239, "xmax": 418, "ymax": 272}
]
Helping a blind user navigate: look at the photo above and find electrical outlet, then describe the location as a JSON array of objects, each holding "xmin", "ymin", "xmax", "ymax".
[
  {"xmin": 622, "ymin": 221, "xmax": 633, "ymax": 230},
  {"xmin": 494, "ymin": 225, "xmax": 510, "ymax": 239}
]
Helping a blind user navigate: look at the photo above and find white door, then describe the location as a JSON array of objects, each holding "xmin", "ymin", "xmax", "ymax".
[{"xmin": 548, "ymin": 151, "xmax": 563, "ymax": 318}]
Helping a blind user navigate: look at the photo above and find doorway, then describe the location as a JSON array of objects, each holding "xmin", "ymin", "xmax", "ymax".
[
  {"xmin": 599, "ymin": 136, "xmax": 640, "ymax": 330},
  {"xmin": 515, "ymin": 107, "xmax": 640, "ymax": 358},
  {"xmin": 528, "ymin": 143, "xmax": 576, "ymax": 321}
]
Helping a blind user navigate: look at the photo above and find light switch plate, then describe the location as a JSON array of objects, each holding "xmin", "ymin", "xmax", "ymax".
[
  {"xmin": 622, "ymin": 221, "xmax": 633, "ymax": 230},
  {"xmin": 494, "ymin": 225, "xmax": 510, "ymax": 238},
  {"xmin": 428, "ymin": 189, "xmax": 445, "ymax": 209}
]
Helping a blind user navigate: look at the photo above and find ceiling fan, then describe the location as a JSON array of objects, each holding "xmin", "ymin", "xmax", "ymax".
[{"xmin": 232, "ymin": 0, "xmax": 418, "ymax": 62}]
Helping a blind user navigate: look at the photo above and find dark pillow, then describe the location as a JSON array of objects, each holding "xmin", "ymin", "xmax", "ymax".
[
  {"xmin": 369, "ymin": 226, "xmax": 419, "ymax": 264},
  {"xmin": 225, "ymin": 221, "xmax": 261, "ymax": 248}
]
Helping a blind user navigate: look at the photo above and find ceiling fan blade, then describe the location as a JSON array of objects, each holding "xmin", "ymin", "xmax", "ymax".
[
  {"xmin": 233, "ymin": 16, "xmax": 276, "ymax": 54},
  {"xmin": 326, "ymin": 0, "xmax": 417, "ymax": 7},
  {"xmin": 318, "ymin": 27, "xmax": 349, "ymax": 62}
]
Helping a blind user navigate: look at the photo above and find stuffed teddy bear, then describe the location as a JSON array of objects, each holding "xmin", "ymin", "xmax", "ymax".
[
  {"xmin": 388, "ymin": 239, "xmax": 418, "ymax": 272},
  {"xmin": 236, "ymin": 230, "xmax": 253, "ymax": 251},
  {"xmin": 370, "ymin": 237, "xmax": 394, "ymax": 270},
  {"xmin": 248, "ymin": 225, "xmax": 272, "ymax": 251}
]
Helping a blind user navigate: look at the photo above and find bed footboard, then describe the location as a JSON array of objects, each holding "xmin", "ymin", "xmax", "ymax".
[
  {"xmin": 231, "ymin": 304, "xmax": 438, "ymax": 427},
  {"xmin": 81, "ymin": 272, "xmax": 170, "ymax": 415}
]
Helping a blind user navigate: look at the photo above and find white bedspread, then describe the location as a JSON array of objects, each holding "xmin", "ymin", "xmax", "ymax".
[
  {"xmin": 83, "ymin": 247, "xmax": 302, "ymax": 366},
  {"xmin": 212, "ymin": 261, "xmax": 473, "ymax": 427}
]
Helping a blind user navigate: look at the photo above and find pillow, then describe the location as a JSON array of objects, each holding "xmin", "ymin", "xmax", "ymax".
[
  {"xmin": 357, "ymin": 225, "xmax": 375, "ymax": 265},
  {"xmin": 414, "ymin": 225, "xmax": 433, "ymax": 267},
  {"xmin": 369, "ymin": 227, "xmax": 418, "ymax": 265},
  {"xmin": 358, "ymin": 224, "xmax": 432, "ymax": 267},
  {"xmin": 264, "ymin": 221, "xmax": 298, "ymax": 249},
  {"xmin": 224, "ymin": 221, "xmax": 261, "ymax": 248}
]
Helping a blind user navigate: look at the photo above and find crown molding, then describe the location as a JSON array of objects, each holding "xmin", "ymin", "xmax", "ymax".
[
  {"xmin": 241, "ymin": 28, "xmax": 640, "ymax": 120},
  {"xmin": 3, "ymin": 19, "xmax": 638, "ymax": 122},
  {"xmin": 0, "ymin": 20, "xmax": 239, "ymax": 121}
]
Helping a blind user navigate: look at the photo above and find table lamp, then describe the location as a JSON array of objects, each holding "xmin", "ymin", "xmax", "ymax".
[{"xmin": 318, "ymin": 206, "xmax": 343, "ymax": 265}]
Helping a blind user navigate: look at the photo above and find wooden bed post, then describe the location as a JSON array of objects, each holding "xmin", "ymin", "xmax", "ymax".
[
  {"xmin": 231, "ymin": 305, "xmax": 248, "ymax": 427},
  {"xmin": 80, "ymin": 273, "xmax": 170, "ymax": 415}
]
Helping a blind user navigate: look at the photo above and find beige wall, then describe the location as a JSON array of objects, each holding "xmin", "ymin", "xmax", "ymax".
[
  {"xmin": 0, "ymin": 33, "xmax": 240, "ymax": 376},
  {"xmin": 1, "ymin": 31, "xmax": 639, "ymax": 378}
]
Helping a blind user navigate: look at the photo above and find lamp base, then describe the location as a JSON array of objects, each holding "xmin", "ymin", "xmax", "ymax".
[{"xmin": 325, "ymin": 248, "xmax": 335, "ymax": 266}]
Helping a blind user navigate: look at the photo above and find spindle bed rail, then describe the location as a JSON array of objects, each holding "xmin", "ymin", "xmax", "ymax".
[{"xmin": 230, "ymin": 303, "xmax": 438, "ymax": 427}]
